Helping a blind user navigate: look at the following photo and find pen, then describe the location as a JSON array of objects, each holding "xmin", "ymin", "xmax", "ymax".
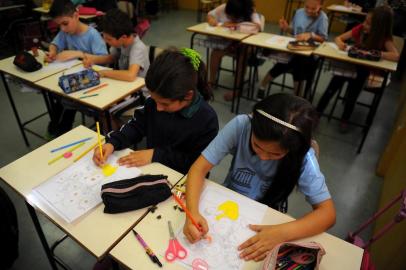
[
  {"xmin": 132, "ymin": 230, "xmax": 163, "ymax": 267},
  {"xmin": 79, "ymin": 93, "xmax": 99, "ymax": 99}
]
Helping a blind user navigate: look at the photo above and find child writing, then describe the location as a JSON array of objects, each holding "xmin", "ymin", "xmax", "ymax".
[
  {"xmin": 92, "ymin": 49, "xmax": 219, "ymax": 174},
  {"xmin": 183, "ymin": 93, "xmax": 336, "ymax": 261},
  {"xmin": 316, "ymin": 5, "xmax": 399, "ymax": 131},
  {"xmin": 257, "ymin": 0, "xmax": 328, "ymax": 99},
  {"xmin": 207, "ymin": 0, "xmax": 261, "ymax": 101},
  {"xmin": 82, "ymin": 9, "xmax": 150, "ymax": 82},
  {"xmin": 45, "ymin": 0, "xmax": 108, "ymax": 137}
]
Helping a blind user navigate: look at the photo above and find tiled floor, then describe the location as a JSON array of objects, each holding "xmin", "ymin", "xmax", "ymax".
[{"xmin": 0, "ymin": 9, "xmax": 401, "ymax": 270}]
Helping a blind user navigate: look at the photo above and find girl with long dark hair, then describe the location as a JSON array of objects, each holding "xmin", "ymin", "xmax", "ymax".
[{"xmin": 183, "ymin": 93, "xmax": 336, "ymax": 261}]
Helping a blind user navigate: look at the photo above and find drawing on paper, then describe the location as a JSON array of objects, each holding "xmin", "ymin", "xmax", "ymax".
[
  {"xmin": 32, "ymin": 151, "xmax": 141, "ymax": 223},
  {"xmin": 175, "ymin": 184, "xmax": 268, "ymax": 270}
]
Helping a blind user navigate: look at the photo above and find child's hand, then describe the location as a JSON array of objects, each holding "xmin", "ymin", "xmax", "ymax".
[
  {"xmin": 223, "ymin": 21, "xmax": 238, "ymax": 28},
  {"xmin": 337, "ymin": 42, "xmax": 347, "ymax": 51},
  {"xmin": 98, "ymin": 70, "xmax": 107, "ymax": 78},
  {"xmin": 207, "ymin": 16, "xmax": 218, "ymax": 26},
  {"xmin": 82, "ymin": 53, "xmax": 93, "ymax": 68},
  {"xmin": 279, "ymin": 17, "xmax": 289, "ymax": 32},
  {"xmin": 118, "ymin": 149, "xmax": 154, "ymax": 167},
  {"xmin": 93, "ymin": 143, "xmax": 114, "ymax": 167},
  {"xmin": 238, "ymin": 224, "xmax": 286, "ymax": 262},
  {"xmin": 44, "ymin": 51, "xmax": 56, "ymax": 63},
  {"xmin": 183, "ymin": 212, "xmax": 209, "ymax": 243},
  {"xmin": 296, "ymin": 33, "xmax": 311, "ymax": 41}
]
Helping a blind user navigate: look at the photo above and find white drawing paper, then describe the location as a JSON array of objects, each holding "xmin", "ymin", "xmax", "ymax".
[
  {"xmin": 41, "ymin": 59, "xmax": 79, "ymax": 73},
  {"xmin": 266, "ymin": 36, "xmax": 295, "ymax": 48},
  {"xmin": 32, "ymin": 151, "xmax": 141, "ymax": 223},
  {"xmin": 176, "ymin": 184, "xmax": 268, "ymax": 270}
]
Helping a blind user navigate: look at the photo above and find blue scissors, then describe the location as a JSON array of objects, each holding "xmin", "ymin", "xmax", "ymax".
[{"xmin": 165, "ymin": 221, "xmax": 187, "ymax": 262}]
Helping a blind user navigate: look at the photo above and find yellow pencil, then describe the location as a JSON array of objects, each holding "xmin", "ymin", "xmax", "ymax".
[
  {"xmin": 96, "ymin": 122, "xmax": 104, "ymax": 160},
  {"xmin": 73, "ymin": 139, "xmax": 105, "ymax": 162},
  {"xmin": 48, "ymin": 142, "xmax": 85, "ymax": 165}
]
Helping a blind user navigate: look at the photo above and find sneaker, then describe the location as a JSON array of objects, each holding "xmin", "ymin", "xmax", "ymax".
[{"xmin": 256, "ymin": 88, "xmax": 265, "ymax": 100}]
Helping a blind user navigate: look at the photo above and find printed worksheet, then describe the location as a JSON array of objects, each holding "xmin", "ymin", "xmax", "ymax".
[
  {"xmin": 266, "ymin": 35, "xmax": 295, "ymax": 48},
  {"xmin": 32, "ymin": 152, "xmax": 141, "ymax": 223},
  {"xmin": 41, "ymin": 59, "xmax": 79, "ymax": 73},
  {"xmin": 176, "ymin": 184, "xmax": 268, "ymax": 270}
]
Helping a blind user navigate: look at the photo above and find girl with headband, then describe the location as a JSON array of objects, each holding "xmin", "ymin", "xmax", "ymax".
[
  {"xmin": 183, "ymin": 93, "xmax": 335, "ymax": 261},
  {"xmin": 93, "ymin": 48, "xmax": 219, "ymax": 174}
]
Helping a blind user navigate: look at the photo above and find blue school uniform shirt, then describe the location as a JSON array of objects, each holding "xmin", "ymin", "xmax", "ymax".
[
  {"xmin": 52, "ymin": 26, "xmax": 107, "ymax": 55},
  {"xmin": 202, "ymin": 115, "xmax": 331, "ymax": 205},
  {"xmin": 291, "ymin": 8, "xmax": 329, "ymax": 40}
]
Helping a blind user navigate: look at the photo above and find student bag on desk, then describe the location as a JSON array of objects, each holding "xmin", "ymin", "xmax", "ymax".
[{"xmin": 101, "ymin": 174, "xmax": 172, "ymax": 214}]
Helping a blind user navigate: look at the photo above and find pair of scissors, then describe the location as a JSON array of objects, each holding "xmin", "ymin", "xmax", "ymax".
[{"xmin": 165, "ymin": 221, "xmax": 187, "ymax": 262}]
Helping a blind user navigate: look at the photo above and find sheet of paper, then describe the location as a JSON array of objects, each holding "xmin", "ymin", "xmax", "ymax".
[
  {"xmin": 41, "ymin": 59, "xmax": 79, "ymax": 73},
  {"xmin": 32, "ymin": 151, "xmax": 141, "ymax": 223},
  {"xmin": 175, "ymin": 184, "xmax": 268, "ymax": 270},
  {"xmin": 266, "ymin": 36, "xmax": 295, "ymax": 47},
  {"xmin": 331, "ymin": 5, "xmax": 352, "ymax": 11},
  {"xmin": 328, "ymin": 42, "xmax": 350, "ymax": 55}
]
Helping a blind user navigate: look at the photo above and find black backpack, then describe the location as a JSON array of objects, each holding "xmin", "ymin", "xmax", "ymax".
[{"xmin": 0, "ymin": 187, "xmax": 19, "ymax": 269}]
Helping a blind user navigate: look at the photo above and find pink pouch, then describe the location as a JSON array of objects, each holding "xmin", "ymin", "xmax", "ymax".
[
  {"xmin": 237, "ymin": 22, "xmax": 259, "ymax": 34},
  {"xmin": 262, "ymin": 242, "xmax": 326, "ymax": 270}
]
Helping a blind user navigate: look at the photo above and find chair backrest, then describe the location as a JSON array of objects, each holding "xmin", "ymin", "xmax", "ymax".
[
  {"xmin": 393, "ymin": 35, "xmax": 405, "ymax": 53},
  {"xmin": 148, "ymin": 46, "xmax": 164, "ymax": 64},
  {"xmin": 258, "ymin": 13, "xmax": 265, "ymax": 32},
  {"xmin": 117, "ymin": 0, "xmax": 134, "ymax": 19}
]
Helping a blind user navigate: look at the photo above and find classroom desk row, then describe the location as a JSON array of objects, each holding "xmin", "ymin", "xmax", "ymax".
[
  {"xmin": 0, "ymin": 125, "xmax": 363, "ymax": 270},
  {"xmin": 0, "ymin": 50, "xmax": 145, "ymax": 147}
]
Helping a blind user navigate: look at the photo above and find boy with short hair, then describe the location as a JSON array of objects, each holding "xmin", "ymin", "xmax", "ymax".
[
  {"xmin": 46, "ymin": 0, "xmax": 108, "ymax": 136},
  {"xmin": 82, "ymin": 9, "xmax": 150, "ymax": 82}
]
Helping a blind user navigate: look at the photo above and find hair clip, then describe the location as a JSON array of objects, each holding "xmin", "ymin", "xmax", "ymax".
[
  {"xmin": 256, "ymin": 109, "xmax": 302, "ymax": 133},
  {"xmin": 180, "ymin": 48, "xmax": 201, "ymax": 71}
]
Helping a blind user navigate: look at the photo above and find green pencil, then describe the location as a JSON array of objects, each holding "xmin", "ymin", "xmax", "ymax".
[{"xmin": 79, "ymin": 94, "xmax": 99, "ymax": 99}]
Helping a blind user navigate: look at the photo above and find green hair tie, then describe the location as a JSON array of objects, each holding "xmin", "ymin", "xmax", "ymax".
[{"xmin": 180, "ymin": 48, "xmax": 201, "ymax": 71}]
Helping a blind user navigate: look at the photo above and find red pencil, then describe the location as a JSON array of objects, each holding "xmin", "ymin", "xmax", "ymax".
[
  {"xmin": 83, "ymin": 83, "xmax": 108, "ymax": 94},
  {"xmin": 172, "ymin": 193, "xmax": 202, "ymax": 232}
]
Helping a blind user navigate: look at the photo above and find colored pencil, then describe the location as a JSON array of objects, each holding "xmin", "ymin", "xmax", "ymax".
[
  {"xmin": 96, "ymin": 122, "xmax": 104, "ymax": 160},
  {"xmin": 172, "ymin": 193, "xmax": 202, "ymax": 232},
  {"xmin": 83, "ymin": 83, "xmax": 108, "ymax": 94},
  {"xmin": 50, "ymin": 137, "xmax": 92, "ymax": 153},
  {"xmin": 79, "ymin": 93, "xmax": 99, "ymax": 99},
  {"xmin": 73, "ymin": 140, "xmax": 104, "ymax": 162},
  {"xmin": 48, "ymin": 142, "xmax": 85, "ymax": 165}
]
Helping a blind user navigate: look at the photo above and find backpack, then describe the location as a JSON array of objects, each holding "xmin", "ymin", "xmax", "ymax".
[{"xmin": 0, "ymin": 187, "xmax": 19, "ymax": 269}]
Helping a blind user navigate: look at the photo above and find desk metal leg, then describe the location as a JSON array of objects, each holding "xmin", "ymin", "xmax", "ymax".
[
  {"xmin": 190, "ymin": 33, "xmax": 197, "ymax": 49},
  {"xmin": 310, "ymin": 57, "xmax": 324, "ymax": 103},
  {"xmin": 328, "ymin": 12, "xmax": 335, "ymax": 34},
  {"xmin": 26, "ymin": 201, "xmax": 58, "ymax": 270},
  {"xmin": 1, "ymin": 72, "xmax": 30, "ymax": 146},
  {"xmin": 234, "ymin": 44, "xmax": 249, "ymax": 114}
]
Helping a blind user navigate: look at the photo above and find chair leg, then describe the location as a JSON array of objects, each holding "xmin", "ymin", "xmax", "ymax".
[
  {"xmin": 81, "ymin": 112, "xmax": 85, "ymax": 125},
  {"xmin": 328, "ymin": 85, "xmax": 343, "ymax": 122},
  {"xmin": 281, "ymin": 73, "xmax": 286, "ymax": 92}
]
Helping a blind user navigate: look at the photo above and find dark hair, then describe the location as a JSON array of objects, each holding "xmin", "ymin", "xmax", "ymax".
[
  {"xmin": 101, "ymin": 9, "xmax": 134, "ymax": 39},
  {"xmin": 363, "ymin": 5, "xmax": 393, "ymax": 50},
  {"xmin": 49, "ymin": 0, "xmax": 76, "ymax": 18},
  {"xmin": 251, "ymin": 93, "xmax": 318, "ymax": 210},
  {"xmin": 225, "ymin": 0, "xmax": 254, "ymax": 22},
  {"xmin": 145, "ymin": 49, "xmax": 213, "ymax": 101}
]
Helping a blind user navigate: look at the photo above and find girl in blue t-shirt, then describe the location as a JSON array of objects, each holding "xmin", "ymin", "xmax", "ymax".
[{"xmin": 183, "ymin": 93, "xmax": 336, "ymax": 261}]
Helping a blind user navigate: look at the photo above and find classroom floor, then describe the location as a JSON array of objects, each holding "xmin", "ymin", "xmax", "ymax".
[{"xmin": 0, "ymin": 9, "xmax": 402, "ymax": 270}]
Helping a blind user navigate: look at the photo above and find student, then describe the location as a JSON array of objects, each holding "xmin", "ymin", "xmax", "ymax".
[
  {"xmin": 82, "ymin": 9, "xmax": 149, "ymax": 82},
  {"xmin": 45, "ymin": 0, "xmax": 108, "ymax": 137},
  {"xmin": 93, "ymin": 49, "xmax": 219, "ymax": 174},
  {"xmin": 183, "ymin": 93, "xmax": 336, "ymax": 261},
  {"xmin": 207, "ymin": 0, "xmax": 261, "ymax": 101},
  {"xmin": 316, "ymin": 5, "xmax": 399, "ymax": 131},
  {"xmin": 257, "ymin": 0, "xmax": 328, "ymax": 99}
]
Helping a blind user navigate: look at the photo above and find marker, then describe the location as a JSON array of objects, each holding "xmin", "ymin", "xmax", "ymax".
[
  {"xmin": 132, "ymin": 230, "xmax": 163, "ymax": 267},
  {"xmin": 79, "ymin": 93, "xmax": 99, "ymax": 99},
  {"xmin": 50, "ymin": 137, "xmax": 92, "ymax": 153},
  {"xmin": 172, "ymin": 193, "xmax": 202, "ymax": 233},
  {"xmin": 82, "ymin": 83, "xmax": 108, "ymax": 94}
]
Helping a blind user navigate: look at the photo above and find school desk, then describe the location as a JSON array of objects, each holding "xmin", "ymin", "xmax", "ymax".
[
  {"xmin": 35, "ymin": 64, "xmax": 146, "ymax": 133},
  {"xmin": 0, "ymin": 50, "xmax": 81, "ymax": 146},
  {"xmin": 109, "ymin": 180, "xmax": 364, "ymax": 270},
  {"xmin": 0, "ymin": 125, "xmax": 185, "ymax": 270},
  {"xmin": 187, "ymin": 22, "xmax": 252, "ymax": 113},
  {"xmin": 33, "ymin": 6, "xmax": 98, "ymax": 20},
  {"xmin": 240, "ymin": 32, "xmax": 317, "ymax": 113},
  {"xmin": 312, "ymin": 42, "xmax": 398, "ymax": 153},
  {"xmin": 326, "ymin": 4, "xmax": 367, "ymax": 34}
]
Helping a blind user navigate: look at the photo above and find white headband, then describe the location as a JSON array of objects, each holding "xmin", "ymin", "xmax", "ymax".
[{"xmin": 256, "ymin": 109, "xmax": 301, "ymax": 133}]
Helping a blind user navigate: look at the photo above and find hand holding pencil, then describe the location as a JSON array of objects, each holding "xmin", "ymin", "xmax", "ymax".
[{"xmin": 92, "ymin": 143, "xmax": 114, "ymax": 167}]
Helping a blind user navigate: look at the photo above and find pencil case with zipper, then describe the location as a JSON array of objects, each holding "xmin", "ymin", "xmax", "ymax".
[{"xmin": 101, "ymin": 174, "xmax": 172, "ymax": 214}]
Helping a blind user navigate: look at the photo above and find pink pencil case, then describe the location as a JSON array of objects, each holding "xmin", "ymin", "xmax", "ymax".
[{"xmin": 262, "ymin": 242, "xmax": 326, "ymax": 270}]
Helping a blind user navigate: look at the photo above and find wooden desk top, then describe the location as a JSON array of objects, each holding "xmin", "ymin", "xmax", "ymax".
[
  {"xmin": 327, "ymin": 5, "xmax": 367, "ymax": 16},
  {"xmin": 110, "ymin": 181, "xmax": 363, "ymax": 270},
  {"xmin": 35, "ymin": 65, "xmax": 145, "ymax": 110},
  {"xmin": 242, "ymin": 32, "xmax": 314, "ymax": 56},
  {"xmin": 187, "ymin": 23, "xmax": 251, "ymax": 41},
  {"xmin": 0, "ymin": 51, "xmax": 81, "ymax": 83},
  {"xmin": 33, "ymin": 6, "xmax": 98, "ymax": 20},
  {"xmin": 0, "ymin": 125, "xmax": 185, "ymax": 259},
  {"xmin": 313, "ymin": 42, "xmax": 398, "ymax": 72}
]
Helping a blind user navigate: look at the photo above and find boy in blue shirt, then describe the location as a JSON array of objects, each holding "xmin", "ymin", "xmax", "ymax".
[
  {"xmin": 257, "ymin": 0, "xmax": 328, "ymax": 99},
  {"xmin": 45, "ymin": 0, "xmax": 108, "ymax": 136}
]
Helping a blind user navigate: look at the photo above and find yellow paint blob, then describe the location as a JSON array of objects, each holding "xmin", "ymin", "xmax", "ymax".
[
  {"xmin": 102, "ymin": 164, "xmax": 117, "ymax": 176},
  {"xmin": 215, "ymin": 200, "xmax": 239, "ymax": 221}
]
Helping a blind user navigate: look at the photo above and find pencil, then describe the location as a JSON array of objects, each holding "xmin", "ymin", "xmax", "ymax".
[
  {"xmin": 50, "ymin": 137, "xmax": 92, "ymax": 153},
  {"xmin": 83, "ymin": 83, "xmax": 108, "ymax": 94},
  {"xmin": 96, "ymin": 122, "xmax": 104, "ymax": 161},
  {"xmin": 48, "ymin": 142, "xmax": 85, "ymax": 165},
  {"xmin": 79, "ymin": 94, "xmax": 99, "ymax": 99},
  {"xmin": 172, "ymin": 193, "xmax": 202, "ymax": 232},
  {"xmin": 73, "ymin": 140, "xmax": 104, "ymax": 162}
]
